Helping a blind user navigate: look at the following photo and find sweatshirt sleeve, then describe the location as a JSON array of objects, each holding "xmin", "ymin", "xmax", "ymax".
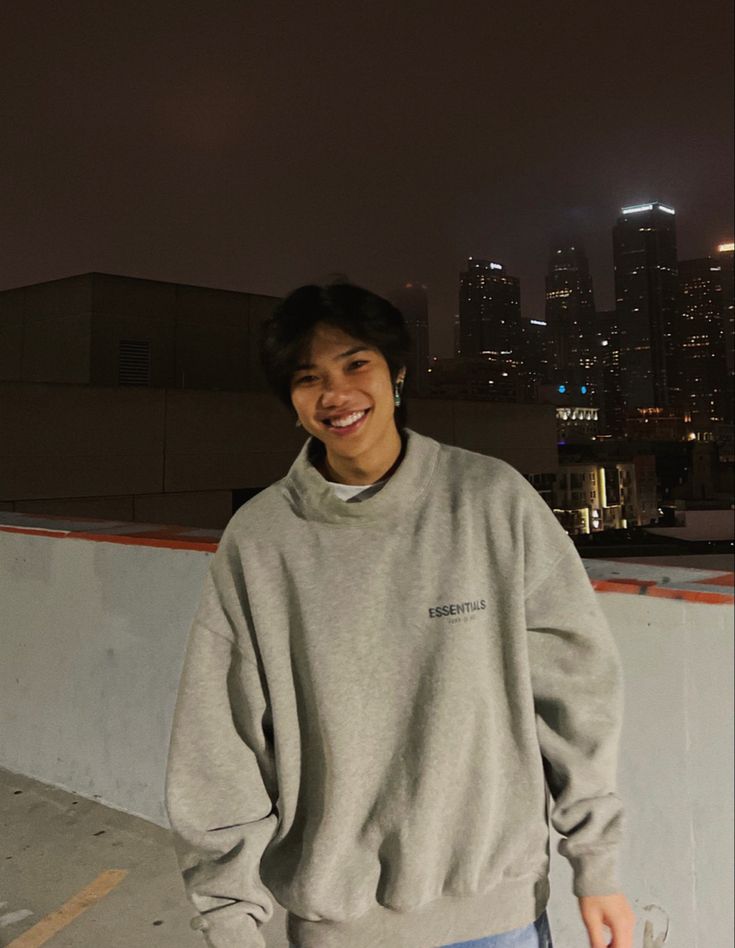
[
  {"xmin": 164, "ymin": 523, "xmax": 279, "ymax": 948},
  {"xmin": 523, "ymin": 515, "xmax": 626, "ymax": 898}
]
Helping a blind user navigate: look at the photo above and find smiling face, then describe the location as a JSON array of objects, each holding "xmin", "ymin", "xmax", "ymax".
[{"xmin": 290, "ymin": 322, "xmax": 405, "ymax": 477}]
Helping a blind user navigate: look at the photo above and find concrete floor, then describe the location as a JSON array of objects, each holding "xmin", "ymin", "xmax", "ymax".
[{"xmin": 0, "ymin": 766, "xmax": 290, "ymax": 948}]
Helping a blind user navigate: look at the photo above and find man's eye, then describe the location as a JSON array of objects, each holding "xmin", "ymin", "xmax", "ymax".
[{"xmin": 294, "ymin": 361, "xmax": 367, "ymax": 384}]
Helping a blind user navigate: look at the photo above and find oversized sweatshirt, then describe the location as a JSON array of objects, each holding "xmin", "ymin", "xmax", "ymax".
[{"xmin": 164, "ymin": 427, "xmax": 626, "ymax": 948}]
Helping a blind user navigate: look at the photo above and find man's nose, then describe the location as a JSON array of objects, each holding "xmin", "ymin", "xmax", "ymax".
[{"xmin": 319, "ymin": 376, "xmax": 351, "ymax": 404}]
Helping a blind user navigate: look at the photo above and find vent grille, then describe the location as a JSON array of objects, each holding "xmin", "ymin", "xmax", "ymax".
[{"xmin": 118, "ymin": 340, "xmax": 151, "ymax": 385}]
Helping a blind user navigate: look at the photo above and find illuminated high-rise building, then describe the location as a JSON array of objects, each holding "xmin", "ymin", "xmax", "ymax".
[
  {"xmin": 520, "ymin": 317, "xmax": 553, "ymax": 388},
  {"xmin": 388, "ymin": 282, "xmax": 430, "ymax": 396},
  {"xmin": 544, "ymin": 242, "xmax": 597, "ymax": 385},
  {"xmin": 716, "ymin": 242, "xmax": 734, "ymax": 424},
  {"xmin": 458, "ymin": 258, "xmax": 522, "ymax": 365},
  {"xmin": 595, "ymin": 309, "xmax": 625, "ymax": 437},
  {"xmin": 676, "ymin": 256, "xmax": 729, "ymax": 427},
  {"xmin": 612, "ymin": 202, "xmax": 678, "ymax": 409}
]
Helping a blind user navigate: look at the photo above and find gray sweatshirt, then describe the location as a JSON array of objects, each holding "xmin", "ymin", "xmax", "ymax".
[{"xmin": 165, "ymin": 428, "xmax": 625, "ymax": 948}]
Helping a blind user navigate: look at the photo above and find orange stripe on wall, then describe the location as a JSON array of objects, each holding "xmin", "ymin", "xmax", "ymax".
[
  {"xmin": 0, "ymin": 524, "xmax": 219, "ymax": 552},
  {"xmin": 591, "ymin": 577, "xmax": 734, "ymax": 604},
  {"xmin": 691, "ymin": 572, "xmax": 735, "ymax": 587},
  {"xmin": 646, "ymin": 585, "xmax": 734, "ymax": 605}
]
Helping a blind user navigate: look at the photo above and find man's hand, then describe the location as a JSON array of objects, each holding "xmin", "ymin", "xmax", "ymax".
[{"xmin": 578, "ymin": 892, "xmax": 636, "ymax": 948}]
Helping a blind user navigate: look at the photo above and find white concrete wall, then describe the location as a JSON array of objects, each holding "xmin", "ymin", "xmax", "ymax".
[
  {"xmin": 1, "ymin": 525, "xmax": 732, "ymax": 947},
  {"xmin": 547, "ymin": 592, "xmax": 733, "ymax": 948}
]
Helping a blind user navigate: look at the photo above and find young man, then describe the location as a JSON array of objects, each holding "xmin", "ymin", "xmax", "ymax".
[{"xmin": 165, "ymin": 283, "xmax": 636, "ymax": 948}]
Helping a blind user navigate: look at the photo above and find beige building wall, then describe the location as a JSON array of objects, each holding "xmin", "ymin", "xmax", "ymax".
[
  {"xmin": 0, "ymin": 272, "xmax": 277, "ymax": 393},
  {"xmin": 1, "ymin": 272, "xmax": 559, "ymax": 529},
  {"xmin": 1, "ymin": 381, "xmax": 558, "ymax": 529}
]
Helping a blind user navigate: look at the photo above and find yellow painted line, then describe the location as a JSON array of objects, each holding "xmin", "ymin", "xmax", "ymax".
[{"xmin": 7, "ymin": 869, "xmax": 128, "ymax": 948}]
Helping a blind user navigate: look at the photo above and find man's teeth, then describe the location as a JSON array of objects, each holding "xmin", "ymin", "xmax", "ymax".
[{"xmin": 330, "ymin": 410, "xmax": 366, "ymax": 428}]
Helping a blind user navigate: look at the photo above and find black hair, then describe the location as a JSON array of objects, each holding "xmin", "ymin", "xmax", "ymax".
[{"xmin": 258, "ymin": 281, "xmax": 412, "ymax": 430}]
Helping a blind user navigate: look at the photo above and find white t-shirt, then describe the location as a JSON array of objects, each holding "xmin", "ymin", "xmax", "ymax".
[{"xmin": 325, "ymin": 478, "xmax": 388, "ymax": 502}]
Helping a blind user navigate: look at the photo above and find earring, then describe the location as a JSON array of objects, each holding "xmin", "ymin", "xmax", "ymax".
[
  {"xmin": 394, "ymin": 380, "xmax": 404, "ymax": 407},
  {"xmin": 295, "ymin": 418, "xmax": 302, "ymax": 427}
]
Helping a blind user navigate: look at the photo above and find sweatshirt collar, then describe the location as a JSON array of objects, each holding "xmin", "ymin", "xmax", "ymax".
[{"xmin": 282, "ymin": 427, "xmax": 440, "ymax": 524}]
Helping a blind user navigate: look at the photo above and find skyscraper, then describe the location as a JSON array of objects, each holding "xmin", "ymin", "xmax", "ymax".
[
  {"xmin": 388, "ymin": 282, "xmax": 430, "ymax": 396},
  {"xmin": 544, "ymin": 243, "xmax": 597, "ymax": 386},
  {"xmin": 595, "ymin": 309, "xmax": 626, "ymax": 438},
  {"xmin": 520, "ymin": 317, "xmax": 553, "ymax": 392},
  {"xmin": 716, "ymin": 242, "xmax": 734, "ymax": 424},
  {"xmin": 676, "ymin": 256, "xmax": 729, "ymax": 427},
  {"xmin": 458, "ymin": 258, "xmax": 522, "ymax": 364},
  {"xmin": 612, "ymin": 202, "xmax": 678, "ymax": 409}
]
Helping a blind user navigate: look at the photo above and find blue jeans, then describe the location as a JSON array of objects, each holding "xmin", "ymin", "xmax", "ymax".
[{"xmin": 289, "ymin": 909, "xmax": 553, "ymax": 947}]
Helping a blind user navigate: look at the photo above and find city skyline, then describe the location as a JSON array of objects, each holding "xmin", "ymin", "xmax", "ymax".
[
  {"xmin": 2, "ymin": 197, "xmax": 731, "ymax": 340},
  {"xmin": 2, "ymin": 0, "xmax": 732, "ymax": 358}
]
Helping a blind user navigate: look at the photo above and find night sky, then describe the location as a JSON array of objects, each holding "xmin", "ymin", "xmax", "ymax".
[{"xmin": 3, "ymin": 1, "xmax": 733, "ymax": 356}]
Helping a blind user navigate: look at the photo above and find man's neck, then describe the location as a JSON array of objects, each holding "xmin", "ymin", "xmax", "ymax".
[{"xmin": 319, "ymin": 429, "xmax": 405, "ymax": 486}]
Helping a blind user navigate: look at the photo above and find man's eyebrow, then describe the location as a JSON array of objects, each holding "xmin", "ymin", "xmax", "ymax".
[{"xmin": 294, "ymin": 346, "xmax": 371, "ymax": 371}]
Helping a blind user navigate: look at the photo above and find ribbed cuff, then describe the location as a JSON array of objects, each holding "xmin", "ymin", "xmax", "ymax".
[
  {"xmin": 568, "ymin": 847, "xmax": 623, "ymax": 897},
  {"xmin": 189, "ymin": 912, "xmax": 265, "ymax": 948}
]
